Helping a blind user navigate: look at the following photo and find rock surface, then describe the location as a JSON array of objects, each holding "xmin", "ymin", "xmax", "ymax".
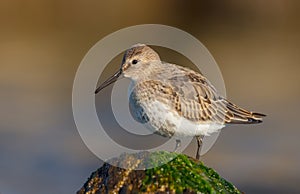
[{"xmin": 77, "ymin": 151, "xmax": 241, "ymax": 194}]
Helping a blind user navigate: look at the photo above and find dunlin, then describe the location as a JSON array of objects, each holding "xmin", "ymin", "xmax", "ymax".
[{"xmin": 95, "ymin": 44, "xmax": 265, "ymax": 160}]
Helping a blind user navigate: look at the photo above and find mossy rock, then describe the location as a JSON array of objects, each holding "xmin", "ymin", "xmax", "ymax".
[{"xmin": 77, "ymin": 151, "xmax": 241, "ymax": 194}]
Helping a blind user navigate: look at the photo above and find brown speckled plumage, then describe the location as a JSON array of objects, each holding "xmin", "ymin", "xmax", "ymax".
[
  {"xmin": 122, "ymin": 44, "xmax": 265, "ymax": 126},
  {"xmin": 95, "ymin": 44, "xmax": 265, "ymax": 159}
]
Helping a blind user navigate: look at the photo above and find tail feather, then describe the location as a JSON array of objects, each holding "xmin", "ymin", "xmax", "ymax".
[
  {"xmin": 224, "ymin": 100, "xmax": 266, "ymax": 124},
  {"xmin": 252, "ymin": 112, "xmax": 267, "ymax": 117}
]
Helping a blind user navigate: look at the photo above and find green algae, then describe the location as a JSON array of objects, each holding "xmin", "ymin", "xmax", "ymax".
[
  {"xmin": 77, "ymin": 151, "xmax": 242, "ymax": 194},
  {"xmin": 141, "ymin": 151, "xmax": 241, "ymax": 194}
]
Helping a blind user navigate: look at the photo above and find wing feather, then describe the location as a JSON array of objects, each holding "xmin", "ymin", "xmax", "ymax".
[{"xmin": 133, "ymin": 63, "xmax": 265, "ymax": 124}]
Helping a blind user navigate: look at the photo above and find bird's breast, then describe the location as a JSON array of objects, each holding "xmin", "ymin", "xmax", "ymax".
[{"xmin": 128, "ymin": 87, "xmax": 224, "ymax": 137}]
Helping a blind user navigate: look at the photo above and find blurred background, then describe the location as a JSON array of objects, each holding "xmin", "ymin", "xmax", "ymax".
[{"xmin": 1, "ymin": 1, "xmax": 300, "ymax": 193}]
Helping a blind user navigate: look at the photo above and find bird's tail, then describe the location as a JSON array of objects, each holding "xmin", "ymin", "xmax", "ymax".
[{"xmin": 225, "ymin": 100, "xmax": 266, "ymax": 124}]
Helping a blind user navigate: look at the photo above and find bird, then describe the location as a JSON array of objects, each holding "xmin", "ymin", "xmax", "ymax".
[{"xmin": 95, "ymin": 43, "xmax": 265, "ymax": 160}]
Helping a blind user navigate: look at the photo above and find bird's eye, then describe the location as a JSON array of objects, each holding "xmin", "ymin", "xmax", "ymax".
[{"xmin": 132, "ymin": 59, "xmax": 138, "ymax": 64}]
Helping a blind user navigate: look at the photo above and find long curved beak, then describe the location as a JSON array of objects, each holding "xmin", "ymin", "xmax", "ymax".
[{"xmin": 95, "ymin": 69, "xmax": 122, "ymax": 94}]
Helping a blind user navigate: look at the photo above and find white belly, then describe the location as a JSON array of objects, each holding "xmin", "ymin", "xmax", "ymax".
[{"xmin": 132, "ymin": 100, "xmax": 225, "ymax": 137}]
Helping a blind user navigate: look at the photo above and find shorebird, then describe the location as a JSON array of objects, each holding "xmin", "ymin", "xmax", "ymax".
[{"xmin": 95, "ymin": 44, "xmax": 265, "ymax": 160}]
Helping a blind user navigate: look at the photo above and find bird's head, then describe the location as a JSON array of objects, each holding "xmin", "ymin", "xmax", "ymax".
[{"xmin": 95, "ymin": 44, "xmax": 160, "ymax": 94}]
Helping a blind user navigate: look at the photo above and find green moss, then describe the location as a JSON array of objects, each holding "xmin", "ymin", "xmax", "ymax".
[
  {"xmin": 77, "ymin": 151, "xmax": 242, "ymax": 194},
  {"xmin": 141, "ymin": 151, "xmax": 241, "ymax": 194}
]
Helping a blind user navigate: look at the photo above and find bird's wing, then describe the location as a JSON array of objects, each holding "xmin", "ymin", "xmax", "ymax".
[{"xmin": 142, "ymin": 64, "xmax": 265, "ymax": 124}]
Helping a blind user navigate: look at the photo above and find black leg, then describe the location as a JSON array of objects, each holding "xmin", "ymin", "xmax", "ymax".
[
  {"xmin": 174, "ymin": 139, "xmax": 181, "ymax": 152},
  {"xmin": 195, "ymin": 135, "xmax": 204, "ymax": 160}
]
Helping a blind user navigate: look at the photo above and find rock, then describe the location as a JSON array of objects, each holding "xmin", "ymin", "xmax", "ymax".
[{"xmin": 77, "ymin": 151, "xmax": 241, "ymax": 194}]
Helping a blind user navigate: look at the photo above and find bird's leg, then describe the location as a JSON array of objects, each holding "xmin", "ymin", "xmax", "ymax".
[
  {"xmin": 195, "ymin": 135, "xmax": 204, "ymax": 160},
  {"xmin": 174, "ymin": 139, "xmax": 181, "ymax": 152}
]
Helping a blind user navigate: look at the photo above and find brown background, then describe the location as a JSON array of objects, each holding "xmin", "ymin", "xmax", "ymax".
[{"xmin": 1, "ymin": 1, "xmax": 300, "ymax": 193}]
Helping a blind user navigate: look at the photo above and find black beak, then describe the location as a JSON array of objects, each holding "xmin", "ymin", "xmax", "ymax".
[{"xmin": 95, "ymin": 69, "xmax": 122, "ymax": 94}]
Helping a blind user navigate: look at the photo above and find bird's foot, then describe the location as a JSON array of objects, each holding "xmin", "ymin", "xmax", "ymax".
[
  {"xmin": 173, "ymin": 139, "xmax": 181, "ymax": 152},
  {"xmin": 195, "ymin": 135, "xmax": 204, "ymax": 160}
]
